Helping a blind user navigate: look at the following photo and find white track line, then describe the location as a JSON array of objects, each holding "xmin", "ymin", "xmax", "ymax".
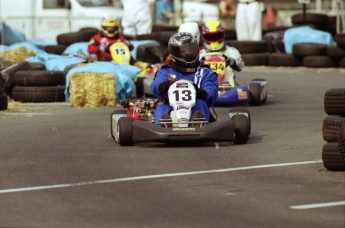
[
  {"xmin": 291, "ymin": 201, "xmax": 345, "ymax": 210},
  {"xmin": 0, "ymin": 160, "xmax": 322, "ymax": 194}
]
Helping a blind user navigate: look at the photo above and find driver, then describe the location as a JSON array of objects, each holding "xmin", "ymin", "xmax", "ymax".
[
  {"xmin": 150, "ymin": 32, "xmax": 218, "ymax": 126},
  {"xmin": 200, "ymin": 20, "xmax": 244, "ymax": 87},
  {"xmin": 88, "ymin": 16, "xmax": 134, "ymax": 61}
]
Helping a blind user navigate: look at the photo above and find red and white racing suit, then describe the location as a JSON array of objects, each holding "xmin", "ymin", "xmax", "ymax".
[{"xmin": 87, "ymin": 33, "xmax": 133, "ymax": 61}]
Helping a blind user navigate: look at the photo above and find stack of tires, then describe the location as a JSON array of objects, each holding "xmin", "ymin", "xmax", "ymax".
[
  {"xmin": 322, "ymin": 88, "xmax": 345, "ymax": 171},
  {"xmin": 12, "ymin": 70, "xmax": 66, "ymax": 103}
]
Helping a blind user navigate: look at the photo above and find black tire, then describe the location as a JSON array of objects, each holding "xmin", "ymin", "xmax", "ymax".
[
  {"xmin": 326, "ymin": 45, "xmax": 345, "ymax": 59},
  {"xmin": 57, "ymin": 30, "xmax": 99, "ymax": 46},
  {"xmin": 28, "ymin": 62, "xmax": 46, "ymax": 71},
  {"xmin": 2, "ymin": 61, "xmax": 31, "ymax": 95},
  {"xmin": 233, "ymin": 114, "xmax": 249, "ymax": 144},
  {"xmin": 338, "ymin": 125, "xmax": 345, "ymax": 159},
  {"xmin": 322, "ymin": 142, "xmax": 345, "ymax": 171},
  {"xmin": 268, "ymin": 53, "xmax": 302, "ymax": 67},
  {"xmin": 303, "ymin": 56, "xmax": 338, "ymax": 68},
  {"xmin": 335, "ymin": 33, "xmax": 345, "ymax": 49},
  {"xmin": 0, "ymin": 94, "xmax": 7, "ymax": 111},
  {"xmin": 110, "ymin": 110, "xmax": 127, "ymax": 139},
  {"xmin": 340, "ymin": 58, "xmax": 345, "ymax": 68},
  {"xmin": 241, "ymin": 53, "xmax": 267, "ymax": 66},
  {"xmin": 291, "ymin": 13, "xmax": 329, "ymax": 25},
  {"xmin": 136, "ymin": 77, "xmax": 145, "ymax": 98},
  {"xmin": 12, "ymin": 86, "xmax": 65, "ymax": 102},
  {"xmin": 44, "ymin": 45, "xmax": 67, "ymax": 55},
  {"xmin": 322, "ymin": 115, "xmax": 345, "ymax": 143},
  {"xmin": 293, "ymin": 43, "xmax": 328, "ymax": 57},
  {"xmin": 117, "ymin": 117, "xmax": 133, "ymax": 146},
  {"xmin": 324, "ymin": 88, "xmax": 345, "ymax": 116},
  {"xmin": 249, "ymin": 83, "xmax": 262, "ymax": 106},
  {"xmin": 226, "ymin": 40, "xmax": 268, "ymax": 53},
  {"xmin": 14, "ymin": 71, "xmax": 66, "ymax": 86},
  {"xmin": 229, "ymin": 107, "xmax": 251, "ymax": 135}
]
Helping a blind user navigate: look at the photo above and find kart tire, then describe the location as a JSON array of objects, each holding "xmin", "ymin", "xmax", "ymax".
[
  {"xmin": 322, "ymin": 115, "xmax": 345, "ymax": 143},
  {"xmin": 44, "ymin": 45, "xmax": 67, "ymax": 55},
  {"xmin": 233, "ymin": 114, "xmax": 249, "ymax": 145},
  {"xmin": 324, "ymin": 88, "xmax": 345, "ymax": 116},
  {"xmin": 229, "ymin": 107, "xmax": 251, "ymax": 135},
  {"xmin": 117, "ymin": 117, "xmax": 133, "ymax": 146},
  {"xmin": 110, "ymin": 110, "xmax": 127, "ymax": 139},
  {"xmin": 136, "ymin": 77, "xmax": 145, "ymax": 98},
  {"xmin": 249, "ymin": 83, "xmax": 262, "ymax": 106},
  {"xmin": 327, "ymin": 46, "xmax": 345, "ymax": 59},
  {"xmin": 0, "ymin": 94, "xmax": 7, "ymax": 111},
  {"xmin": 322, "ymin": 142, "xmax": 345, "ymax": 171}
]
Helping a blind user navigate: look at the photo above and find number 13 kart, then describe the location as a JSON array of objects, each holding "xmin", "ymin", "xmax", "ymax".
[{"xmin": 110, "ymin": 80, "xmax": 251, "ymax": 146}]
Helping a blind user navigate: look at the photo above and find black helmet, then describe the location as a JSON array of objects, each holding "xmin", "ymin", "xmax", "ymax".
[{"xmin": 168, "ymin": 32, "xmax": 200, "ymax": 73}]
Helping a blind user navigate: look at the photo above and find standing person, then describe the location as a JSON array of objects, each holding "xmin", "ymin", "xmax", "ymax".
[
  {"xmin": 156, "ymin": 0, "xmax": 176, "ymax": 24},
  {"xmin": 200, "ymin": 20, "xmax": 244, "ymax": 88},
  {"xmin": 219, "ymin": 0, "xmax": 237, "ymax": 29},
  {"xmin": 88, "ymin": 16, "xmax": 134, "ymax": 61},
  {"xmin": 120, "ymin": 0, "xmax": 154, "ymax": 37},
  {"xmin": 151, "ymin": 32, "xmax": 218, "ymax": 125},
  {"xmin": 235, "ymin": 0, "xmax": 265, "ymax": 41}
]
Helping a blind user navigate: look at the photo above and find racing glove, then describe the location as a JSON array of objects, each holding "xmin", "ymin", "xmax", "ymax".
[
  {"xmin": 225, "ymin": 57, "xmax": 236, "ymax": 68},
  {"xmin": 97, "ymin": 45, "xmax": 107, "ymax": 52},
  {"xmin": 193, "ymin": 83, "xmax": 208, "ymax": 101},
  {"xmin": 158, "ymin": 81, "xmax": 173, "ymax": 95}
]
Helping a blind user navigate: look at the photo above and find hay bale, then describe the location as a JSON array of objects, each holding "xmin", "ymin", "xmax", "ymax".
[
  {"xmin": 69, "ymin": 72, "xmax": 115, "ymax": 107},
  {"xmin": 0, "ymin": 47, "xmax": 36, "ymax": 62}
]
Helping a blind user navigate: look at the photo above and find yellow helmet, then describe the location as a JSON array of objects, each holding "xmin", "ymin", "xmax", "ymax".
[
  {"xmin": 101, "ymin": 16, "xmax": 119, "ymax": 38},
  {"xmin": 202, "ymin": 20, "xmax": 225, "ymax": 51}
]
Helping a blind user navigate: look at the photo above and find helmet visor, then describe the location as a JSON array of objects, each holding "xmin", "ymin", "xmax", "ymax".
[
  {"xmin": 170, "ymin": 43, "xmax": 199, "ymax": 63},
  {"xmin": 203, "ymin": 31, "xmax": 224, "ymax": 43},
  {"xmin": 102, "ymin": 26, "xmax": 118, "ymax": 34}
]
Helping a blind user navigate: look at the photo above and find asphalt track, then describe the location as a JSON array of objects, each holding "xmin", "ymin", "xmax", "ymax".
[{"xmin": 0, "ymin": 66, "xmax": 345, "ymax": 227}]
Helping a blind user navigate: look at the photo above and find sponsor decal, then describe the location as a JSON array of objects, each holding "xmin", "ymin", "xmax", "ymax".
[
  {"xmin": 237, "ymin": 88, "xmax": 248, "ymax": 100},
  {"xmin": 176, "ymin": 82, "xmax": 188, "ymax": 88},
  {"xmin": 172, "ymin": 127, "xmax": 196, "ymax": 131}
]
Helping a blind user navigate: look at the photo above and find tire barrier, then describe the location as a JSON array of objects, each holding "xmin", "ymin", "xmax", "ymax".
[{"xmin": 322, "ymin": 88, "xmax": 345, "ymax": 171}]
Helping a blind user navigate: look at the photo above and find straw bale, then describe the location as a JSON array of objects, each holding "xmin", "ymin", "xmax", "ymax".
[
  {"xmin": 69, "ymin": 72, "xmax": 116, "ymax": 107},
  {"xmin": 0, "ymin": 47, "xmax": 36, "ymax": 62}
]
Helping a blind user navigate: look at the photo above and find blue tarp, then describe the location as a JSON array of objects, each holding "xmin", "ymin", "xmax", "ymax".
[
  {"xmin": 65, "ymin": 61, "xmax": 141, "ymax": 103},
  {"xmin": 0, "ymin": 21, "xmax": 26, "ymax": 45},
  {"xmin": 284, "ymin": 26, "xmax": 335, "ymax": 54}
]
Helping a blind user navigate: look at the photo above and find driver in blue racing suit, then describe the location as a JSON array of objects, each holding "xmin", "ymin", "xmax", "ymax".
[{"xmin": 150, "ymin": 32, "xmax": 219, "ymax": 125}]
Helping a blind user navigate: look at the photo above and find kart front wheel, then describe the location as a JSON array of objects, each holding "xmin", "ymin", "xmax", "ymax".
[
  {"xmin": 233, "ymin": 115, "xmax": 249, "ymax": 144},
  {"xmin": 117, "ymin": 117, "xmax": 133, "ymax": 146},
  {"xmin": 249, "ymin": 83, "xmax": 262, "ymax": 106}
]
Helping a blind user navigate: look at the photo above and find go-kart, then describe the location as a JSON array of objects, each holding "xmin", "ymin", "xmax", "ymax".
[
  {"xmin": 110, "ymin": 79, "xmax": 251, "ymax": 146},
  {"xmin": 201, "ymin": 52, "xmax": 268, "ymax": 106}
]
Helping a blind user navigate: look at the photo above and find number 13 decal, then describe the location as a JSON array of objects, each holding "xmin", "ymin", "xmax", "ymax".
[{"xmin": 172, "ymin": 90, "xmax": 192, "ymax": 101}]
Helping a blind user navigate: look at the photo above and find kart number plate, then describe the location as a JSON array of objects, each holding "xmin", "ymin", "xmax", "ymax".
[{"xmin": 204, "ymin": 61, "xmax": 226, "ymax": 74}]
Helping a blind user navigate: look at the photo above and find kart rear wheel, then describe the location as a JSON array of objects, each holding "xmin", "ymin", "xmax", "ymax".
[
  {"xmin": 117, "ymin": 117, "xmax": 133, "ymax": 146},
  {"xmin": 233, "ymin": 114, "xmax": 249, "ymax": 144},
  {"xmin": 110, "ymin": 110, "xmax": 127, "ymax": 139},
  {"xmin": 249, "ymin": 83, "xmax": 262, "ymax": 106}
]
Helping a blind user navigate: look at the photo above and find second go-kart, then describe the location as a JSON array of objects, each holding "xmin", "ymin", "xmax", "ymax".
[
  {"xmin": 201, "ymin": 52, "xmax": 268, "ymax": 106},
  {"xmin": 111, "ymin": 80, "xmax": 251, "ymax": 146}
]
